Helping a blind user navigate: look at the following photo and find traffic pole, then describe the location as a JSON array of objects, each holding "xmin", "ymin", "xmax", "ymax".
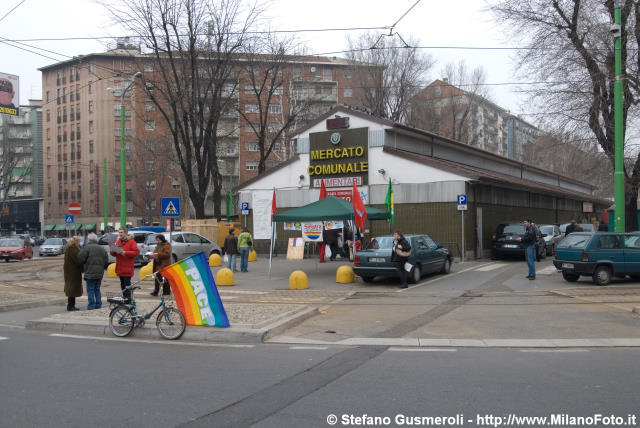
[{"xmin": 614, "ymin": 0, "xmax": 625, "ymax": 232}]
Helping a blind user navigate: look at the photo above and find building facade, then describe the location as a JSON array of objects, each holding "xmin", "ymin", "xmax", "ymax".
[{"xmin": 39, "ymin": 46, "xmax": 374, "ymax": 228}]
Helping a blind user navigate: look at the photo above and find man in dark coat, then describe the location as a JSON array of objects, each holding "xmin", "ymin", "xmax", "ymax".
[
  {"xmin": 78, "ymin": 233, "xmax": 108, "ymax": 310},
  {"xmin": 522, "ymin": 219, "xmax": 537, "ymax": 280},
  {"xmin": 63, "ymin": 236, "xmax": 83, "ymax": 311},
  {"xmin": 391, "ymin": 230, "xmax": 412, "ymax": 288},
  {"xmin": 323, "ymin": 227, "xmax": 340, "ymax": 261},
  {"xmin": 223, "ymin": 229, "xmax": 239, "ymax": 272}
]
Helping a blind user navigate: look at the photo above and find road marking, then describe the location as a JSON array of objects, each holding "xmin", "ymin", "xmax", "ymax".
[
  {"xmin": 537, "ymin": 266, "xmax": 558, "ymax": 275},
  {"xmin": 0, "ymin": 336, "xmax": 8, "ymax": 340},
  {"xmin": 289, "ymin": 346, "xmax": 328, "ymax": 350},
  {"xmin": 475, "ymin": 263, "xmax": 508, "ymax": 271},
  {"xmin": 48, "ymin": 334, "xmax": 255, "ymax": 348},
  {"xmin": 520, "ymin": 349, "xmax": 589, "ymax": 353},
  {"xmin": 389, "ymin": 347, "xmax": 456, "ymax": 352},
  {"xmin": 398, "ymin": 262, "xmax": 496, "ymax": 292}
]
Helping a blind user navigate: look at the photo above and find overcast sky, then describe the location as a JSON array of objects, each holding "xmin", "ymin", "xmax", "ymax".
[{"xmin": 0, "ymin": 0, "xmax": 526, "ymax": 116}]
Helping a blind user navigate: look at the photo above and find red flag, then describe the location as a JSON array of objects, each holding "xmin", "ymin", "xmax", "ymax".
[
  {"xmin": 271, "ymin": 187, "xmax": 277, "ymax": 225},
  {"xmin": 319, "ymin": 179, "xmax": 327, "ymax": 200},
  {"xmin": 352, "ymin": 181, "xmax": 367, "ymax": 230}
]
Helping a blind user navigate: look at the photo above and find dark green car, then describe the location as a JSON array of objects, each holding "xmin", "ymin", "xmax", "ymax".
[{"xmin": 353, "ymin": 234, "xmax": 453, "ymax": 285}]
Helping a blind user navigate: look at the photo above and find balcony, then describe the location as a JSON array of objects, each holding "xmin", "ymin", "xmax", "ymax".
[{"xmin": 76, "ymin": 112, "xmax": 80, "ymax": 121}]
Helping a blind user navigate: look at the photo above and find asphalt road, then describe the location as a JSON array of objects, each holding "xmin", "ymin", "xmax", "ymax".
[{"xmin": 1, "ymin": 327, "xmax": 639, "ymax": 428}]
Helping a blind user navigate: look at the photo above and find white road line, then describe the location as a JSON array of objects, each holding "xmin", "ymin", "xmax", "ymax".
[
  {"xmin": 537, "ymin": 266, "xmax": 558, "ymax": 275},
  {"xmin": 398, "ymin": 262, "xmax": 496, "ymax": 292},
  {"xmin": 475, "ymin": 263, "xmax": 508, "ymax": 272},
  {"xmin": 389, "ymin": 347, "xmax": 457, "ymax": 352},
  {"xmin": 0, "ymin": 336, "xmax": 8, "ymax": 341},
  {"xmin": 520, "ymin": 349, "xmax": 589, "ymax": 353},
  {"xmin": 289, "ymin": 346, "xmax": 329, "ymax": 350},
  {"xmin": 48, "ymin": 334, "xmax": 254, "ymax": 348}
]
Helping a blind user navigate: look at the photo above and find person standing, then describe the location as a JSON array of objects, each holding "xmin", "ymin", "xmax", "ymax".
[
  {"xmin": 150, "ymin": 234, "xmax": 172, "ymax": 296},
  {"xmin": 565, "ymin": 219, "xmax": 577, "ymax": 236},
  {"xmin": 323, "ymin": 227, "xmax": 340, "ymax": 261},
  {"xmin": 391, "ymin": 230, "xmax": 412, "ymax": 289},
  {"xmin": 77, "ymin": 233, "xmax": 108, "ymax": 310},
  {"xmin": 223, "ymin": 228, "xmax": 239, "ymax": 272},
  {"xmin": 238, "ymin": 227, "xmax": 254, "ymax": 273},
  {"xmin": 522, "ymin": 219, "xmax": 537, "ymax": 280},
  {"xmin": 63, "ymin": 236, "xmax": 83, "ymax": 311},
  {"xmin": 110, "ymin": 228, "xmax": 139, "ymax": 300}
]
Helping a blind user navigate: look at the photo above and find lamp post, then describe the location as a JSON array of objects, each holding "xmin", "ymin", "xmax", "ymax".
[
  {"xmin": 613, "ymin": 0, "xmax": 624, "ymax": 231},
  {"xmin": 107, "ymin": 72, "xmax": 142, "ymax": 229}
]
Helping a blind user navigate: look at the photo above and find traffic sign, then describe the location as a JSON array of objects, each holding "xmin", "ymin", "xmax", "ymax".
[
  {"xmin": 241, "ymin": 202, "xmax": 249, "ymax": 215},
  {"xmin": 161, "ymin": 197, "xmax": 180, "ymax": 217},
  {"xmin": 457, "ymin": 194, "xmax": 468, "ymax": 211},
  {"xmin": 68, "ymin": 202, "xmax": 81, "ymax": 215},
  {"xmin": 65, "ymin": 215, "xmax": 74, "ymax": 224}
]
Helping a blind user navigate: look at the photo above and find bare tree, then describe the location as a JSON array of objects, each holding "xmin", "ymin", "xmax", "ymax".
[
  {"xmin": 346, "ymin": 32, "xmax": 434, "ymax": 122},
  {"xmin": 490, "ymin": 0, "xmax": 640, "ymax": 230},
  {"xmin": 104, "ymin": 0, "xmax": 260, "ymax": 218}
]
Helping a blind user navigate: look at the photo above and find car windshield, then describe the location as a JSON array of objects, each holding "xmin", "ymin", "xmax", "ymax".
[
  {"xmin": 0, "ymin": 239, "xmax": 22, "ymax": 246},
  {"xmin": 44, "ymin": 238, "xmax": 63, "ymax": 245},
  {"xmin": 366, "ymin": 237, "xmax": 394, "ymax": 250},
  {"xmin": 558, "ymin": 234, "xmax": 590, "ymax": 248},
  {"xmin": 98, "ymin": 234, "xmax": 117, "ymax": 245},
  {"xmin": 540, "ymin": 226, "xmax": 554, "ymax": 235},
  {"xmin": 501, "ymin": 224, "xmax": 525, "ymax": 235}
]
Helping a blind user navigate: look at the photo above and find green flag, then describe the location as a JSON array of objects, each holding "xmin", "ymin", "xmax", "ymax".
[
  {"xmin": 384, "ymin": 177, "xmax": 394, "ymax": 224},
  {"xmin": 226, "ymin": 174, "xmax": 232, "ymax": 221}
]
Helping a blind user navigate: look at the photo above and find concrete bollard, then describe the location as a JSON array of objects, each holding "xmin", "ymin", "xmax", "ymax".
[
  {"xmin": 336, "ymin": 265, "xmax": 355, "ymax": 284},
  {"xmin": 248, "ymin": 250, "xmax": 257, "ymax": 262},
  {"xmin": 289, "ymin": 270, "xmax": 309, "ymax": 290},
  {"xmin": 216, "ymin": 267, "xmax": 235, "ymax": 286},
  {"xmin": 107, "ymin": 262, "xmax": 117, "ymax": 278},
  {"xmin": 139, "ymin": 261, "xmax": 154, "ymax": 280},
  {"xmin": 209, "ymin": 253, "xmax": 222, "ymax": 267}
]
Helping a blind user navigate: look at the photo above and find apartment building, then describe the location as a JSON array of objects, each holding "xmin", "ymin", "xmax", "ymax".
[
  {"xmin": 409, "ymin": 79, "xmax": 539, "ymax": 161},
  {"xmin": 39, "ymin": 45, "xmax": 373, "ymax": 226}
]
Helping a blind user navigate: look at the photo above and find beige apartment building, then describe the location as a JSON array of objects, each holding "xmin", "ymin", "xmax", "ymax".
[{"xmin": 40, "ymin": 45, "xmax": 374, "ymax": 228}]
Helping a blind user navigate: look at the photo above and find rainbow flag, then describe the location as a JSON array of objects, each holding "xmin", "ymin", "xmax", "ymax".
[{"xmin": 159, "ymin": 252, "xmax": 230, "ymax": 327}]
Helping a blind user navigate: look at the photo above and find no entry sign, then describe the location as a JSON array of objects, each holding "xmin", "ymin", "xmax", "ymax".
[{"xmin": 68, "ymin": 202, "xmax": 81, "ymax": 215}]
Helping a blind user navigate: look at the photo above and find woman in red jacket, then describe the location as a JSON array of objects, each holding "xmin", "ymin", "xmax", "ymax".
[{"xmin": 110, "ymin": 228, "xmax": 139, "ymax": 300}]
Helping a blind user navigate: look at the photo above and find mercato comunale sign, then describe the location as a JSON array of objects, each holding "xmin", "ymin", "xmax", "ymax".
[{"xmin": 307, "ymin": 146, "xmax": 368, "ymax": 176}]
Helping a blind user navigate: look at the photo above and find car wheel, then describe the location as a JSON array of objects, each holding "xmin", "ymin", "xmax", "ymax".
[
  {"xmin": 440, "ymin": 258, "xmax": 451, "ymax": 274},
  {"xmin": 546, "ymin": 244, "xmax": 553, "ymax": 256},
  {"xmin": 592, "ymin": 266, "xmax": 612, "ymax": 286},
  {"xmin": 562, "ymin": 271, "xmax": 579, "ymax": 282},
  {"xmin": 410, "ymin": 264, "xmax": 421, "ymax": 284},
  {"xmin": 629, "ymin": 274, "xmax": 640, "ymax": 282},
  {"xmin": 361, "ymin": 276, "xmax": 374, "ymax": 283}
]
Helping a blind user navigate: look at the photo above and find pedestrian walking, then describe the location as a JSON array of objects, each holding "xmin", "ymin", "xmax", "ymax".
[
  {"xmin": 223, "ymin": 228, "xmax": 239, "ymax": 272},
  {"xmin": 565, "ymin": 219, "xmax": 577, "ymax": 236},
  {"xmin": 63, "ymin": 236, "xmax": 82, "ymax": 311},
  {"xmin": 238, "ymin": 227, "xmax": 254, "ymax": 272},
  {"xmin": 77, "ymin": 233, "xmax": 108, "ymax": 310},
  {"xmin": 149, "ymin": 234, "xmax": 171, "ymax": 296},
  {"xmin": 323, "ymin": 227, "xmax": 340, "ymax": 261},
  {"xmin": 109, "ymin": 228, "xmax": 139, "ymax": 300},
  {"xmin": 391, "ymin": 230, "xmax": 411, "ymax": 288},
  {"xmin": 522, "ymin": 219, "xmax": 537, "ymax": 280}
]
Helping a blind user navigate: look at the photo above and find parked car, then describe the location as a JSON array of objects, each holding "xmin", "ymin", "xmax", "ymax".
[
  {"xmin": 0, "ymin": 237, "xmax": 33, "ymax": 262},
  {"xmin": 491, "ymin": 222, "xmax": 546, "ymax": 260},
  {"xmin": 538, "ymin": 224, "xmax": 563, "ymax": 256},
  {"xmin": 553, "ymin": 232, "xmax": 640, "ymax": 285},
  {"xmin": 98, "ymin": 231, "xmax": 155, "ymax": 267},
  {"xmin": 39, "ymin": 237, "xmax": 67, "ymax": 256},
  {"xmin": 353, "ymin": 234, "xmax": 452, "ymax": 285},
  {"xmin": 560, "ymin": 222, "xmax": 596, "ymax": 236},
  {"xmin": 142, "ymin": 232, "xmax": 222, "ymax": 264}
]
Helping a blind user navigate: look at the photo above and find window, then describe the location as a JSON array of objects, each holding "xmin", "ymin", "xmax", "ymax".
[
  {"xmin": 322, "ymin": 68, "xmax": 332, "ymax": 81},
  {"xmin": 145, "ymin": 180, "xmax": 156, "ymax": 190},
  {"xmin": 434, "ymin": 85, "xmax": 441, "ymax": 97},
  {"xmin": 145, "ymin": 160, "xmax": 155, "ymax": 170},
  {"xmin": 245, "ymin": 161, "xmax": 259, "ymax": 171},
  {"xmin": 268, "ymin": 104, "xmax": 282, "ymax": 114},
  {"xmin": 46, "ymin": 110, "xmax": 50, "ymax": 122},
  {"xmin": 46, "ymin": 91, "xmax": 50, "ymax": 103},
  {"xmin": 145, "ymin": 121, "xmax": 155, "ymax": 131},
  {"xmin": 46, "ymin": 147, "xmax": 51, "ymax": 159},
  {"xmin": 89, "ymin": 160, "xmax": 94, "ymax": 173},
  {"xmin": 245, "ymin": 142, "xmax": 259, "ymax": 151},
  {"xmin": 344, "ymin": 68, "xmax": 352, "ymax": 79},
  {"xmin": 88, "ymin": 81, "xmax": 93, "ymax": 94},
  {"xmin": 89, "ymin": 100, "xmax": 94, "ymax": 113},
  {"xmin": 127, "ymin": 201, "xmax": 133, "ymax": 213},
  {"xmin": 150, "ymin": 200, "xmax": 157, "ymax": 210},
  {"xmin": 244, "ymin": 85, "xmax": 255, "ymax": 95},
  {"xmin": 273, "ymin": 87, "xmax": 282, "ymax": 95},
  {"xmin": 76, "ymin": 103, "xmax": 80, "ymax": 120},
  {"xmin": 343, "ymin": 87, "xmax": 352, "ymax": 98},
  {"xmin": 293, "ymin": 67, "xmax": 302, "ymax": 80},
  {"xmin": 144, "ymin": 63, "xmax": 154, "ymax": 72},
  {"xmin": 46, "ymin": 129, "xmax": 51, "ymax": 141},
  {"xmin": 245, "ymin": 104, "xmax": 259, "ymax": 113},
  {"xmin": 172, "ymin": 180, "xmax": 180, "ymax": 190},
  {"xmin": 144, "ymin": 102, "xmax": 155, "ymax": 112},
  {"xmin": 89, "ymin": 64, "xmax": 94, "ymax": 73},
  {"xmin": 597, "ymin": 235, "xmax": 621, "ymax": 250}
]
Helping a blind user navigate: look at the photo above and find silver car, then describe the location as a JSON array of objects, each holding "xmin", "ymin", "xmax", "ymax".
[
  {"xmin": 98, "ymin": 231, "xmax": 155, "ymax": 267},
  {"xmin": 39, "ymin": 237, "xmax": 67, "ymax": 256},
  {"xmin": 143, "ymin": 232, "xmax": 222, "ymax": 264},
  {"xmin": 538, "ymin": 224, "xmax": 562, "ymax": 256}
]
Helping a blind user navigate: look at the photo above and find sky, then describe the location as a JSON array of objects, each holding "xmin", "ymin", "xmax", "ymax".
[{"xmin": 0, "ymin": 0, "xmax": 526, "ymax": 116}]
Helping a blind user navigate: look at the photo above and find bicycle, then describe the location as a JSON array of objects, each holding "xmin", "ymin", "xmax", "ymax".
[{"xmin": 107, "ymin": 275, "xmax": 186, "ymax": 340}]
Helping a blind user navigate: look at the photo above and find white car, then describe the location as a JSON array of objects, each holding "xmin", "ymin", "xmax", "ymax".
[
  {"xmin": 39, "ymin": 237, "xmax": 68, "ymax": 256},
  {"xmin": 142, "ymin": 232, "xmax": 222, "ymax": 264}
]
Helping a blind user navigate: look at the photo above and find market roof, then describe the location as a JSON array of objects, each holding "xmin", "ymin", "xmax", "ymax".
[{"xmin": 273, "ymin": 196, "xmax": 389, "ymax": 222}]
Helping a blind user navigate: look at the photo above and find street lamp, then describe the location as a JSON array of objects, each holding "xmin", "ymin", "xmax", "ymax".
[{"xmin": 107, "ymin": 71, "xmax": 142, "ymax": 229}]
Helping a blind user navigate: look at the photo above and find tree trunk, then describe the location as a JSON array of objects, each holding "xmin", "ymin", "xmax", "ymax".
[{"xmin": 212, "ymin": 172, "xmax": 222, "ymax": 219}]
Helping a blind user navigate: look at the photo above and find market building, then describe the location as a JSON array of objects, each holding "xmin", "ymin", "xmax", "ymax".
[{"xmin": 237, "ymin": 106, "xmax": 609, "ymax": 260}]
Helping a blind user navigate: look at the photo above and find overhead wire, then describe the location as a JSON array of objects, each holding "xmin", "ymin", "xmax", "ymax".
[{"xmin": 0, "ymin": 0, "xmax": 26, "ymax": 24}]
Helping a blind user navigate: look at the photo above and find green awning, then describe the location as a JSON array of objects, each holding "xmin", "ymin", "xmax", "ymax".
[
  {"xmin": 272, "ymin": 196, "xmax": 390, "ymax": 222},
  {"xmin": 83, "ymin": 223, "xmax": 97, "ymax": 231},
  {"xmin": 57, "ymin": 224, "xmax": 67, "ymax": 230},
  {"xmin": 43, "ymin": 224, "xmax": 56, "ymax": 231}
]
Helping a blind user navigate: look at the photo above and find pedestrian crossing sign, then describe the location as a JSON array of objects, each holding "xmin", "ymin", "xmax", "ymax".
[{"xmin": 161, "ymin": 197, "xmax": 180, "ymax": 217}]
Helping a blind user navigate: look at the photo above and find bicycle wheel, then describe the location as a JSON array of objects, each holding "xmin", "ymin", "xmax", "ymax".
[
  {"xmin": 156, "ymin": 307, "xmax": 186, "ymax": 340},
  {"xmin": 109, "ymin": 306, "xmax": 135, "ymax": 337}
]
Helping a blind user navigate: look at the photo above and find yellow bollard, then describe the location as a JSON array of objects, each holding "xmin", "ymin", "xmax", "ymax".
[
  {"xmin": 216, "ymin": 267, "xmax": 235, "ymax": 286},
  {"xmin": 106, "ymin": 262, "xmax": 117, "ymax": 278},
  {"xmin": 139, "ymin": 261, "xmax": 154, "ymax": 280},
  {"xmin": 336, "ymin": 265, "xmax": 355, "ymax": 284},
  {"xmin": 248, "ymin": 249, "xmax": 257, "ymax": 262},
  {"xmin": 209, "ymin": 253, "xmax": 222, "ymax": 267},
  {"xmin": 289, "ymin": 270, "xmax": 309, "ymax": 290}
]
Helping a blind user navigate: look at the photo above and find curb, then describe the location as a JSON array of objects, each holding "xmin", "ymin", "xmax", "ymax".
[{"xmin": 0, "ymin": 297, "xmax": 66, "ymax": 313}]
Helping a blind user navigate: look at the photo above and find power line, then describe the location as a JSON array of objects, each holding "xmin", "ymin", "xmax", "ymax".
[
  {"xmin": 390, "ymin": 0, "xmax": 422, "ymax": 30},
  {"xmin": 0, "ymin": 0, "xmax": 26, "ymax": 24}
]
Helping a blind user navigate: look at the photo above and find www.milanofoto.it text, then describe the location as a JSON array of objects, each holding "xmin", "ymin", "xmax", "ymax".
[{"xmin": 330, "ymin": 413, "xmax": 638, "ymax": 427}]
